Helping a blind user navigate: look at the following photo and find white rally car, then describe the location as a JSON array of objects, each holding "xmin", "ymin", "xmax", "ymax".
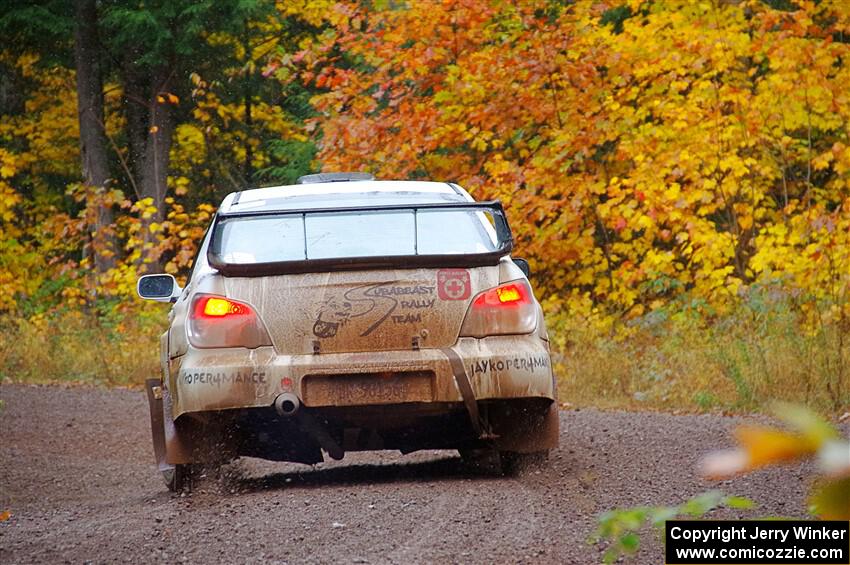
[{"xmin": 138, "ymin": 173, "xmax": 558, "ymax": 490}]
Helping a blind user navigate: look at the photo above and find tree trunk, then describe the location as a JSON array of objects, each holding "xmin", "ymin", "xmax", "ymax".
[
  {"xmin": 137, "ymin": 67, "xmax": 175, "ymax": 272},
  {"xmin": 73, "ymin": 0, "xmax": 115, "ymax": 273},
  {"xmin": 244, "ymin": 82, "xmax": 253, "ymax": 183},
  {"xmin": 0, "ymin": 60, "xmax": 25, "ymax": 115},
  {"xmin": 121, "ymin": 54, "xmax": 148, "ymax": 195},
  {"xmin": 242, "ymin": 24, "xmax": 254, "ymax": 184}
]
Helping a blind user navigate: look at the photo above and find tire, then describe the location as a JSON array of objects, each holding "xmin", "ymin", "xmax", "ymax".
[
  {"xmin": 162, "ymin": 463, "xmax": 196, "ymax": 492},
  {"xmin": 162, "ymin": 462, "xmax": 225, "ymax": 492}
]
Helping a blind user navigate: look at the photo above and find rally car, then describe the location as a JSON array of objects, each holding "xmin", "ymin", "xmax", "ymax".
[{"xmin": 138, "ymin": 173, "xmax": 558, "ymax": 490}]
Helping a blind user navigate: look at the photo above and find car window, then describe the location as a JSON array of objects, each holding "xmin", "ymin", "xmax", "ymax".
[
  {"xmin": 307, "ymin": 210, "xmax": 415, "ymax": 259},
  {"xmin": 416, "ymin": 209, "xmax": 497, "ymax": 254},
  {"xmin": 215, "ymin": 208, "xmax": 499, "ymax": 265},
  {"xmin": 219, "ymin": 215, "xmax": 305, "ymax": 264}
]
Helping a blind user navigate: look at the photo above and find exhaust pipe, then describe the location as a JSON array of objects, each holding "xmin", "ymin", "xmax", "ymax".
[
  {"xmin": 274, "ymin": 393, "xmax": 301, "ymax": 417},
  {"xmin": 273, "ymin": 392, "xmax": 343, "ymax": 460}
]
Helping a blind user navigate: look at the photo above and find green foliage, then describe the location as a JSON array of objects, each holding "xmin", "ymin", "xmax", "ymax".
[
  {"xmin": 258, "ymin": 138, "xmax": 317, "ymax": 184},
  {"xmin": 593, "ymin": 491, "xmax": 755, "ymax": 564},
  {"xmin": 100, "ymin": 1, "xmax": 271, "ymax": 68},
  {"xmin": 599, "ymin": 5, "xmax": 632, "ymax": 34},
  {"xmin": 0, "ymin": 1, "xmax": 73, "ymax": 66}
]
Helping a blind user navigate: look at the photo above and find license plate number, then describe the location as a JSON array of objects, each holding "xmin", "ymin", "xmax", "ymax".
[{"xmin": 303, "ymin": 371, "xmax": 434, "ymax": 406}]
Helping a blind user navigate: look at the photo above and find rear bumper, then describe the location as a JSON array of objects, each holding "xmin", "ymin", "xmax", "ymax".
[{"xmin": 166, "ymin": 335, "xmax": 555, "ymax": 419}]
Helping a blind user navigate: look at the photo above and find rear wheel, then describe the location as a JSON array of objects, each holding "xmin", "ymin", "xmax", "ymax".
[
  {"xmin": 162, "ymin": 462, "xmax": 224, "ymax": 492},
  {"xmin": 163, "ymin": 463, "xmax": 195, "ymax": 492}
]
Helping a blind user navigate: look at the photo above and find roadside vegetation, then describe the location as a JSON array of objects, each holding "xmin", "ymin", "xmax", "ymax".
[
  {"xmin": 0, "ymin": 303, "xmax": 161, "ymax": 387},
  {"xmin": 1, "ymin": 0, "xmax": 849, "ymax": 414},
  {"xmin": 594, "ymin": 404, "xmax": 850, "ymax": 562},
  {"xmin": 3, "ymin": 291, "xmax": 849, "ymax": 415},
  {"xmin": 554, "ymin": 284, "xmax": 850, "ymax": 413}
]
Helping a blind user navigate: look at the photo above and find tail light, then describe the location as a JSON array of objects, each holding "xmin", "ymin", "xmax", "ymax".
[
  {"xmin": 187, "ymin": 294, "xmax": 272, "ymax": 349},
  {"xmin": 459, "ymin": 279, "xmax": 537, "ymax": 338}
]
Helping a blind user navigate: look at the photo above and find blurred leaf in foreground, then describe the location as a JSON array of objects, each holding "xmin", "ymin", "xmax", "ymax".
[{"xmin": 701, "ymin": 404, "xmax": 850, "ymax": 520}]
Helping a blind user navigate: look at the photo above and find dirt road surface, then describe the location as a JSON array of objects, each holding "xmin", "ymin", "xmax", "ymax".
[{"xmin": 1, "ymin": 385, "xmax": 814, "ymax": 564}]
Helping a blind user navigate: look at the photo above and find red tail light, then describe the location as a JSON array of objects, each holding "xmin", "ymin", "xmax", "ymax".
[
  {"xmin": 188, "ymin": 294, "xmax": 272, "ymax": 349},
  {"xmin": 195, "ymin": 296, "xmax": 252, "ymax": 318},
  {"xmin": 473, "ymin": 282, "xmax": 530, "ymax": 307},
  {"xmin": 460, "ymin": 280, "xmax": 537, "ymax": 338}
]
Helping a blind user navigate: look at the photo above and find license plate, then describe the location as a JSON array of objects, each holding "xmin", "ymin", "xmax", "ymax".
[{"xmin": 302, "ymin": 371, "xmax": 434, "ymax": 406}]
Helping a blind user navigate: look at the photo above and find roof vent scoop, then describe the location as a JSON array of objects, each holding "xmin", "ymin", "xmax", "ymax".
[{"xmin": 296, "ymin": 172, "xmax": 375, "ymax": 184}]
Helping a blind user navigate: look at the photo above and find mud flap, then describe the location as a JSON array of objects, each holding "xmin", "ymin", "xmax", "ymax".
[
  {"xmin": 145, "ymin": 379, "xmax": 171, "ymax": 473},
  {"xmin": 145, "ymin": 379, "xmax": 192, "ymax": 468},
  {"xmin": 440, "ymin": 348, "xmax": 497, "ymax": 440}
]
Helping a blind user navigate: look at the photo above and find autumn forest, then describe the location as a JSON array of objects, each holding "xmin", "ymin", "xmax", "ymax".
[{"xmin": 2, "ymin": 0, "xmax": 850, "ymax": 412}]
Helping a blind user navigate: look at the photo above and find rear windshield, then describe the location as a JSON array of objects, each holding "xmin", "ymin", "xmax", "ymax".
[{"xmin": 215, "ymin": 209, "xmax": 498, "ymax": 264}]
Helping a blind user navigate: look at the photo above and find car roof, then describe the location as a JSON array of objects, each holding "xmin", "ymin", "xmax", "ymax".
[{"xmin": 219, "ymin": 180, "xmax": 474, "ymax": 214}]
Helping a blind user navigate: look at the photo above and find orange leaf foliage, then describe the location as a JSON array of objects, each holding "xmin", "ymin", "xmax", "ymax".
[{"xmin": 300, "ymin": 0, "xmax": 850, "ymax": 329}]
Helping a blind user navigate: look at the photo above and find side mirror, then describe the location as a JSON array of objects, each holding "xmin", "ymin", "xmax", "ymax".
[{"xmin": 137, "ymin": 274, "xmax": 181, "ymax": 303}]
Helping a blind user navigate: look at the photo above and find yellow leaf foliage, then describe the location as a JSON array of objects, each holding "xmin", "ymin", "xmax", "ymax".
[{"xmin": 303, "ymin": 0, "xmax": 850, "ymax": 332}]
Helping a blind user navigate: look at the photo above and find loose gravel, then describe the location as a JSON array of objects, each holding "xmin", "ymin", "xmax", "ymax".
[{"xmin": 0, "ymin": 384, "xmax": 815, "ymax": 564}]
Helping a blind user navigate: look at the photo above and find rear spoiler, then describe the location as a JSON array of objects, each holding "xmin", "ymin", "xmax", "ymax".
[{"xmin": 208, "ymin": 201, "xmax": 514, "ymax": 277}]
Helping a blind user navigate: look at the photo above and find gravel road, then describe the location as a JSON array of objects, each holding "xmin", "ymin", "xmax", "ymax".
[{"xmin": 0, "ymin": 384, "xmax": 814, "ymax": 564}]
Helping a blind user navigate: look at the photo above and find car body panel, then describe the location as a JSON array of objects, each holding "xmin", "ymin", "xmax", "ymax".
[
  {"xmin": 221, "ymin": 266, "xmax": 499, "ymax": 355},
  {"xmin": 167, "ymin": 333, "xmax": 554, "ymax": 419}
]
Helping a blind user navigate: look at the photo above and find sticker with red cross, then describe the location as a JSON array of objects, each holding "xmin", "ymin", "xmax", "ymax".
[{"xmin": 437, "ymin": 269, "xmax": 471, "ymax": 300}]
